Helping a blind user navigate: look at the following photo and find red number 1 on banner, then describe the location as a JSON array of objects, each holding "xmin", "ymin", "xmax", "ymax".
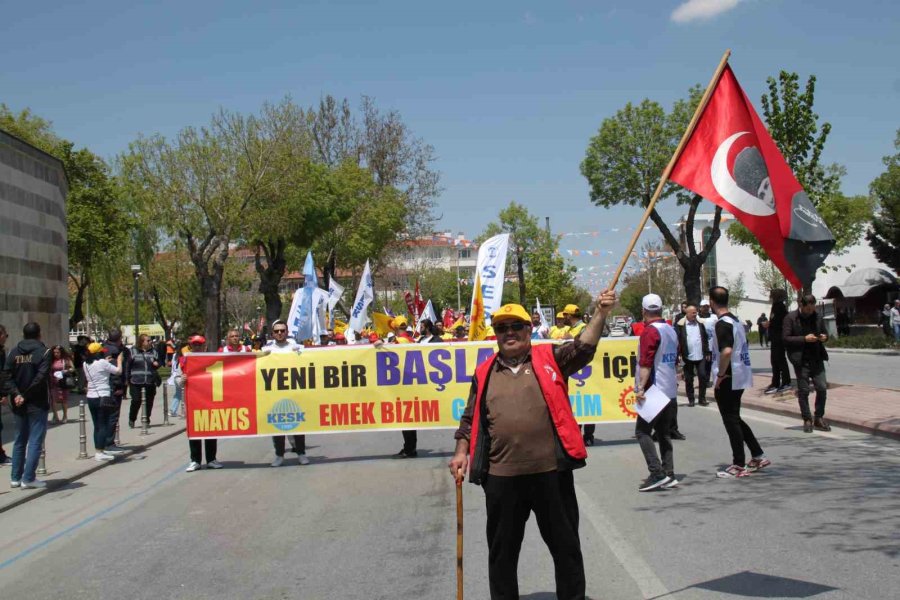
[{"xmin": 206, "ymin": 361, "xmax": 224, "ymax": 403}]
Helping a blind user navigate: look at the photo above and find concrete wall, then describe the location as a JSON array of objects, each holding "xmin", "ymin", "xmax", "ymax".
[{"xmin": 0, "ymin": 129, "xmax": 68, "ymax": 348}]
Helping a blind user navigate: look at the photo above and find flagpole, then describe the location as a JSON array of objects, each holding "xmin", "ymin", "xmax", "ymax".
[{"xmin": 609, "ymin": 49, "xmax": 732, "ymax": 289}]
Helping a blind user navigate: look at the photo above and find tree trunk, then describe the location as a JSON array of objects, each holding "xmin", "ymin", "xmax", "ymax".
[
  {"xmin": 68, "ymin": 271, "xmax": 88, "ymax": 330},
  {"xmin": 186, "ymin": 232, "xmax": 229, "ymax": 350},
  {"xmin": 516, "ymin": 247, "xmax": 526, "ymax": 304},
  {"xmin": 150, "ymin": 286, "xmax": 173, "ymax": 341},
  {"xmin": 682, "ymin": 257, "xmax": 704, "ymax": 306},
  {"xmin": 255, "ymin": 239, "xmax": 287, "ymax": 325}
]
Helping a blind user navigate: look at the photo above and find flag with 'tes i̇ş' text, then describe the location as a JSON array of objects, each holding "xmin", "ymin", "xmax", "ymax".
[{"xmin": 668, "ymin": 65, "xmax": 834, "ymax": 290}]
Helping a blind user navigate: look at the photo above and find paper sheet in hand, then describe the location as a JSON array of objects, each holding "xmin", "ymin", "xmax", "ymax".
[{"xmin": 634, "ymin": 385, "xmax": 671, "ymax": 422}]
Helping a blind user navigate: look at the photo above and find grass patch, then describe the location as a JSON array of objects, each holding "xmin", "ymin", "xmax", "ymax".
[{"xmin": 825, "ymin": 332, "xmax": 898, "ymax": 350}]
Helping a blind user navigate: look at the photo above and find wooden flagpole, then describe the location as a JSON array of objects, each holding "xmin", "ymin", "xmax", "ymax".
[
  {"xmin": 608, "ymin": 49, "xmax": 732, "ymax": 289},
  {"xmin": 456, "ymin": 469, "xmax": 464, "ymax": 600}
]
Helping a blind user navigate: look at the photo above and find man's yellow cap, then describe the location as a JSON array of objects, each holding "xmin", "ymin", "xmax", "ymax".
[
  {"xmin": 556, "ymin": 311, "xmax": 565, "ymax": 319},
  {"xmin": 491, "ymin": 304, "xmax": 531, "ymax": 324},
  {"xmin": 563, "ymin": 304, "xmax": 581, "ymax": 316}
]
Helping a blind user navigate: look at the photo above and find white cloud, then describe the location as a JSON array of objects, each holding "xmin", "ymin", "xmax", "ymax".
[{"xmin": 671, "ymin": 0, "xmax": 741, "ymax": 24}]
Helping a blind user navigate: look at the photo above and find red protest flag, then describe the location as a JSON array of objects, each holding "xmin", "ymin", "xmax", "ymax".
[
  {"xmin": 669, "ymin": 65, "xmax": 834, "ymax": 290},
  {"xmin": 414, "ymin": 279, "xmax": 426, "ymax": 320}
]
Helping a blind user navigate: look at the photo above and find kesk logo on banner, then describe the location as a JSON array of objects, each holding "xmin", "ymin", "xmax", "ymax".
[
  {"xmin": 183, "ymin": 338, "xmax": 641, "ymax": 439},
  {"xmin": 472, "ymin": 233, "xmax": 509, "ymax": 322}
]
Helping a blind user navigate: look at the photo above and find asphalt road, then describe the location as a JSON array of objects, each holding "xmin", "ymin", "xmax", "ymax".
[
  {"xmin": 748, "ymin": 346, "xmax": 900, "ymax": 390},
  {"xmin": 1, "ymin": 405, "xmax": 898, "ymax": 600}
]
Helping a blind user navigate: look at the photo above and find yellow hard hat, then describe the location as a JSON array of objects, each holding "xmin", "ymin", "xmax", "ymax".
[
  {"xmin": 491, "ymin": 304, "xmax": 531, "ymax": 325},
  {"xmin": 563, "ymin": 304, "xmax": 581, "ymax": 316}
]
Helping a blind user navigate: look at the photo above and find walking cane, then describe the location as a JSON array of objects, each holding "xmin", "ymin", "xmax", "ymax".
[{"xmin": 456, "ymin": 468, "xmax": 464, "ymax": 600}]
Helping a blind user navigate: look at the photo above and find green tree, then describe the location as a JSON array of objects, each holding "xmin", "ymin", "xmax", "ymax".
[
  {"xmin": 866, "ymin": 128, "xmax": 900, "ymax": 272},
  {"xmin": 580, "ymin": 86, "xmax": 719, "ymax": 305},
  {"xmin": 478, "ymin": 202, "xmax": 546, "ymax": 303},
  {"xmin": 1, "ymin": 104, "xmax": 129, "ymax": 329},
  {"xmin": 728, "ymin": 71, "xmax": 873, "ymax": 288},
  {"xmin": 122, "ymin": 100, "xmax": 297, "ymax": 345}
]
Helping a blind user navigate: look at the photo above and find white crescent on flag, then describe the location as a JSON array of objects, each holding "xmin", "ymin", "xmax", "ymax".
[{"xmin": 710, "ymin": 131, "xmax": 776, "ymax": 217}]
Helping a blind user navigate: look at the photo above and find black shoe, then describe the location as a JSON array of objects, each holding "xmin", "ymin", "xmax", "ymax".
[
  {"xmin": 128, "ymin": 420, "xmax": 135, "ymax": 429},
  {"xmin": 698, "ymin": 399, "xmax": 710, "ymax": 406},
  {"xmin": 671, "ymin": 431, "xmax": 687, "ymax": 441},
  {"xmin": 687, "ymin": 400, "xmax": 695, "ymax": 407},
  {"xmin": 584, "ymin": 435, "xmax": 595, "ymax": 446},
  {"xmin": 395, "ymin": 449, "xmax": 418, "ymax": 458},
  {"xmin": 814, "ymin": 417, "xmax": 832, "ymax": 432},
  {"xmin": 639, "ymin": 473, "xmax": 671, "ymax": 492},
  {"xmin": 763, "ymin": 385, "xmax": 778, "ymax": 395},
  {"xmin": 803, "ymin": 419, "xmax": 814, "ymax": 433}
]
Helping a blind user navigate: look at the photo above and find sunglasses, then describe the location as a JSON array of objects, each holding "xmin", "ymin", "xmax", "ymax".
[
  {"xmin": 273, "ymin": 329, "xmax": 287, "ymax": 334},
  {"xmin": 494, "ymin": 322, "xmax": 528, "ymax": 335}
]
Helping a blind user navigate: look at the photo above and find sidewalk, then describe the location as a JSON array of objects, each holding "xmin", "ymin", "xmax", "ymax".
[
  {"xmin": 688, "ymin": 375, "xmax": 900, "ymax": 441},
  {"xmin": 0, "ymin": 385, "xmax": 186, "ymax": 513}
]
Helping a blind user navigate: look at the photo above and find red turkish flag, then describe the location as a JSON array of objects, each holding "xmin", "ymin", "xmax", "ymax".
[{"xmin": 669, "ymin": 66, "xmax": 834, "ymax": 290}]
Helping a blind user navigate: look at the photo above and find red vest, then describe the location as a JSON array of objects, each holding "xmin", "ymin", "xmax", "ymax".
[{"xmin": 468, "ymin": 344, "xmax": 587, "ymax": 472}]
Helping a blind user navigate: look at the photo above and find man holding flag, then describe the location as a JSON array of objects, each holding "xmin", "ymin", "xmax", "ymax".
[{"xmin": 449, "ymin": 288, "xmax": 616, "ymax": 600}]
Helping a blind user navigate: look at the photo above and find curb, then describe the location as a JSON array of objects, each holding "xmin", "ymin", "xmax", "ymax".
[
  {"xmin": 738, "ymin": 400, "xmax": 900, "ymax": 442},
  {"xmin": 0, "ymin": 424, "xmax": 186, "ymax": 514},
  {"xmin": 824, "ymin": 348, "xmax": 900, "ymax": 356}
]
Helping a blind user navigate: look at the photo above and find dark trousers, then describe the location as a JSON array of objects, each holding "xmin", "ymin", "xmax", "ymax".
[
  {"xmin": 635, "ymin": 398, "xmax": 675, "ymax": 477},
  {"xmin": 759, "ymin": 329, "xmax": 768, "ymax": 347},
  {"xmin": 0, "ymin": 402, "xmax": 6, "ymax": 459},
  {"xmin": 483, "ymin": 470, "xmax": 585, "ymax": 600},
  {"xmin": 683, "ymin": 359, "xmax": 708, "ymax": 404},
  {"xmin": 105, "ymin": 395, "xmax": 123, "ymax": 447},
  {"xmin": 715, "ymin": 381, "xmax": 763, "ymax": 466},
  {"xmin": 401, "ymin": 430, "xmax": 417, "ymax": 452},
  {"xmin": 794, "ymin": 362, "xmax": 827, "ymax": 419},
  {"xmin": 582, "ymin": 424, "xmax": 595, "ymax": 439},
  {"xmin": 189, "ymin": 439, "xmax": 217, "ymax": 464},
  {"xmin": 273, "ymin": 435, "xmax": 305, "ymax": 456},
  {"xmin": 128, "ymin": 384, "xmax": 157, "ymax": 423},
  {"xmin": 769, "ymin": 343, "xmax": 792, "ymax": 387},
  {"xmin": 86, "ymin": 396, "xmax": 111, "ymax": 450}
]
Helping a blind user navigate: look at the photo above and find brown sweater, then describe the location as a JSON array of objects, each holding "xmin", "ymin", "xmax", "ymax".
[{"xmin": 455, "ymin": 339, "xmax": 597, "ymax": 477}]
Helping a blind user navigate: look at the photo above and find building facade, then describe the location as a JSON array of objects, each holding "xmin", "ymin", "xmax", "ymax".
[{"xmin": 0, "ymin": 129, "xmax": 68, "ymax": 346}]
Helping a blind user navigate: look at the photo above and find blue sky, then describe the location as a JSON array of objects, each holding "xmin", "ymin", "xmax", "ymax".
[{"xmin": 2, "ymin": 0, "xmax": 898, "ymax": 290}]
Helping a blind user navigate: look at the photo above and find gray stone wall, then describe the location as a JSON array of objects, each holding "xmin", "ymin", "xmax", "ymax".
[{"xmin": 0, "ymin": 129, "xmax": 68, "ymax": 348}]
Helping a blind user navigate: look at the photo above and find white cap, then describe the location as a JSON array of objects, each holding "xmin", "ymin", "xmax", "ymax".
[
  {"xmin": 642, "ymin": 293, "xmax": 663, "ymax": 311},
  {"xmin": 700, "ymin": 298, "xmax": 710, "ymax": 306}
]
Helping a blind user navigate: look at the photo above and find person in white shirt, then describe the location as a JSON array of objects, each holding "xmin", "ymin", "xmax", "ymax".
[
  {"xmin": 265, "ymin": 320, "xmax": 309, "ymax": 466},
  {"xmin": 675, "ymin": 304, "xmax": 710, "ymax": 407},
  {"xmin": 83, "ymin": 343, "xmax": 125, "ymax": 462},
  {"xmin": 891, "ymin": 299, "xmax": 900, "ymax": 342}
]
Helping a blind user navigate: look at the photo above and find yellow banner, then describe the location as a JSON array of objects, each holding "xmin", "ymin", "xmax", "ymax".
[{"xmin": 184, "ymin": 340, "xmax": 639, "ymax": 439}]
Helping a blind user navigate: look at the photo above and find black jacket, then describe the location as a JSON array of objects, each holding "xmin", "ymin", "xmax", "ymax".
[
  {"xmin": 675, "ymin": 316, "xmax": 709, "ymax": 362},
  {"xmin": 103, "ymin": 342, "xmax": 130, "ymax": 395},
  {"xmin": 1, "ymin": 339, "xmax": 51, "ymax": 413},
  {"xmin": 783, "ymin": 309, "xmax": 829, "ymax": 366}
]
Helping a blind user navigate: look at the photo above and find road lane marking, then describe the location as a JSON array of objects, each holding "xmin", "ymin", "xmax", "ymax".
[
  {"xmin": 0, "ymin": 464, "xmax": 185, "ymax": 572},
  {"xmin": 575, "ymin": 483, "xmax": 669, "ymax": 599}
]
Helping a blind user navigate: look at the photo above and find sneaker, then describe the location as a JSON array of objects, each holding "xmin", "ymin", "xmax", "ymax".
[
  {"xmin": 0, "ymin": 455, "xmax": 11, "ymax": 466},
  {"xmin": 10, "ymin": 480, "xmax": 20, "ymax": 488},
  {"xmin": 763, "ymin": 385, "xmax": 779, "ymax": 395},
  {"xmin": 104, "ymin": 446, "xmax": 126, "ymax": 455},
  {"xmin": 271, "ymin": 456, "xmax": 284, "ymax": 467},
  {"xmin": 639, "ymin": 473, "xmax": 671, "ymax": 492},
  {"xmin": 671, "ymin": 431, "xmax": 687, "ymax": 441},
  {"xmin": 746, "ymin": 457, "xmax": 771, "ymax": 472},
  {"xmin": 298, "ymin": 454, "xmax": 310, "ymax": 465},
  {"xmin": 776, "ymin": 384, "xmax": 793, "ymax": 394},
  {"xmin": 687, "ymin": 401, "xmax": 695, "ymax": 407},
  {"xmin": 662, "ymin": 475, "xmax": 680, "ymax": 489},
  {"xmin": 803, "ymin": 419, "xmax": 814, "ymax": 433},
  {"xmin": 716, "ymin": 465, "xmax": 750, "ymax": 479},
  {"xmin": 814, "ymin": 417, "xmax": 832, "ymax": 432},
  {"xmin": 185, "ymin": 461, "xmax": 201, "ymax": 472},
  {"xmin": 206, "ymin": 460, "xmax": 224, "ymax": 469},
  {"xmin": 21, "ymin": 479, "xmax": 47, "ymax": 489},
  {"xmin": 94, "ymin": 452, "xmax": 115, "ymax": 462}
]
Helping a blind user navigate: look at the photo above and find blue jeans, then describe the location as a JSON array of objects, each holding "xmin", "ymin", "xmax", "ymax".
[
  {"xmin": 86, "ymin": 396, "xmax": 111, "ymax": 451},
  {"xmin": 11, "ymin": 406, "xmax": 49, "ymax": 483},
  {"xmin": 894, "ymin": 323, "xmax": 900, "ymax": 342},
  {"xmin": 170, "ymin": 386, "xmax": 182, "ymax": 415}
]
